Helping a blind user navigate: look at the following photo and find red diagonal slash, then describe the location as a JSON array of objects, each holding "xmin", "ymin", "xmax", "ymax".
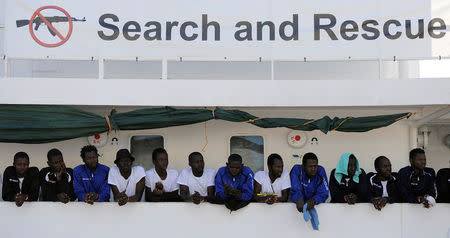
[
  {"xmin": 28, "ymin": 5, "xmax": 73, "ymax": 47},
  {"xmin": 36, "ymin": 12, "xmax": 65, "ymax": 40}
]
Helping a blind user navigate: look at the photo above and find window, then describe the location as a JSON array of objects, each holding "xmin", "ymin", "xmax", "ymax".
[
  {"xmin": 130, "ymin": 135, "xmax": 164, "ymax": 170},
  {"xmin": 230, "ymin": 136, "xmax": 264, "ymax": 173}
]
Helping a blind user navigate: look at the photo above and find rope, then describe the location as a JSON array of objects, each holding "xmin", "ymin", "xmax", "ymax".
[
  {"xmin": 240, "ymin": 118, "xmax": 262, "ymax": 123},
  {"xmin": 395, "ymin": 112, "xmax": 412, "ymax": 121},
  {"xmin": 288, "ymin": 119, "xmax": 317, "ymax": 128},
  {"xmin": 331, "ymin": 117, "xmax": 352, "ymax": 131},
  {"xmin": 395, "ymin": 105, "xmax": 450, "ymax": 121},
  {"xmin": 411, "ymin": 105, "xmax": 450, "ymax": 116},
  {"xmin": 205, "ymin": 107, "xmax": 216, "ymax": 119},
  {"xmin": 201, "ymin": 121, "xmax": 208, "ymax": 152},
  {"xmin": 104, "ymin": 115, "xmax": 114, "ymax": 133}
]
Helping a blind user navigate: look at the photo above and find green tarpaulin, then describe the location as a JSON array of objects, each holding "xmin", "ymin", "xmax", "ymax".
[{"xmin": 0, "ymin": 105, "xmax": 410, "ymax": 144}]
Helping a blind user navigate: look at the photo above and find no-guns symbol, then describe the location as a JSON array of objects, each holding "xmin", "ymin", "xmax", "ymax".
[{"xmin": 16, "ymin": 5, "xmax": 85, "ymax": 47}]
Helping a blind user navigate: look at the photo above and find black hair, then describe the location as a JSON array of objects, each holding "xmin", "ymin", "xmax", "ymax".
[
  {"xmin": 80, "ymin": 145, "xmax": 98, "ymax": 160},
  {"xmin": 13, "ymin": 152, "xmax": 29, "ymax": 164},
  {"xmin": 349, "ymin": 154, "xmax": 357, "ymax": 161},
  {"xmin": 267, "ymin": 153, "xmax": 283, "ymax": 167},
  {"xmin": 228, "ymin": 154, "xmax": 242, "ymax": 163},
  {"xmin": 409, "ymin": 148, "xmax": 425, "ymax": 160},
  {"xmin": 152, "ymin": 148, "xmax": 167, "ymax": 162},
  {"xmin": 374, "ymin": 156, "xmax": 389, "ymax": 169},
  {"xmin": 302, "ymin": 152, "xmax": 318, "ymax": 165},
  {"xmin": 188, "ymin": 152, "xmax": 203, "ymax": 163},
  {"xmin": 47, "ymin": 148, "xmax": 62, "ymax": 162}
]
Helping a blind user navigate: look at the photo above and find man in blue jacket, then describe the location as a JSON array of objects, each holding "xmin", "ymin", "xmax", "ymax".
[
  {"xmin": 398, "ymin": 148, "xmax": 436, "ymax": 208},
  {"xmin": 290, "ymin": 152, "xmax": 329, "ymax": 213},
  {"xmin": 214, "ymin": 154, "xmax": 254, "ymax": 211},
  {"xmin": 73, "ymin": 145, "xmax": 110, "ymax": 204}
]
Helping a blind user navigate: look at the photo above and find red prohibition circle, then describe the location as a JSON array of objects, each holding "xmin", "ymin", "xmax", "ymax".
[{"xmin": 29, "ymin": 5, "xmax": 73, "ymax": 47}]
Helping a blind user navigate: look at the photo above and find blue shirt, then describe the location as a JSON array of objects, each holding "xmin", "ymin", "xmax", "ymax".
[
  {"xmin": 215, "ymin": 166, "xmax": 254, "ymax": 201},
  {"xmin": 290, "ymin": 165, "xmax": 329, "ymax": 204},
  {"xmin": 73, "ymin": 163, "xmax": 110, "ymax": 202}
]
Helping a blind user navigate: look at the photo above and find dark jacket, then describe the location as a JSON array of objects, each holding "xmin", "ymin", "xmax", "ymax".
[
  {"xmin": 367, "ymin": 172, "xmax": 400, "ymax": 203},
  {"xmin": 329, "ymin": 168, "xmax": 369, "ymax": 203},
  {"xmin": 2, "ymin": 166, "xmax": 40, "ymax": 201},
  {"xmin": 397, "ymin": 166, "xmax": 436, "ymax": 203},
  {"xmin": 39, "ymin": 167, "xmax": 76, "ymax": 202},
  {"xmin": 436, "ymin": 168, "xmax": 450, "ymax": 203}
]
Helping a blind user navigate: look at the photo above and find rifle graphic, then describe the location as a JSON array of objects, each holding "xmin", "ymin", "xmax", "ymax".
[{"xmin": 16, "ymin": 16, "xmax": 86, "ymax": 36}]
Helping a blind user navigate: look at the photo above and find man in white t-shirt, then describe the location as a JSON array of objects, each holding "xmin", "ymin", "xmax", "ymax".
[
  {"xmin": 145, "ymin": 148, "xmax": 181, "ymax": 202},
  {"xmin": 177, "ymin": 152, "xmax": 215, "ymax": 204},
  {"xmin": 254, "ymin": 153, "xmax": 291, "ymax": 204},
  {"xmin": 108, "ymin": 149, "xmax": 146, "ymax": 206}
]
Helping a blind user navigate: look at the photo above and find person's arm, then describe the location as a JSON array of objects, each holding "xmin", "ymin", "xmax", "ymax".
[
  {"xmin": 161, "ymin": 190, "xmax": 181, "ymax": 201},
  {"xmin": 54, "ymin": 171, "xmax": 73, "ymax": 202},
  {"xmin": 240, "ymin": 172, "xmax": 254, "ymax": 201},
  {"xmin": 177, "ymin": 170, "xmax": 190, "ymax": 202},
  {"xmin": 73, "ymin": 168, "xmax": 87, "ymax": 201},
  {"xmin": 329, "ymin": 170, "xmax": 346, "ymax": 203},
  {"xmin": 253, "ymin": 180, "xmax": 266, "ymax": 202},
  {"xmin": 425, "ymin": 169, "xmax": 436, "ymax": 198},
  {"xmin": 179, "ymin": 184, "xmax": 191, "ymax": 202},
  {"xmin": 97, "ymin": 174, "xmax": 111, "ymax": 202},
  {"xmin": 110, "ymin": 185, "xmax": 121, "ymax": 202},
  {"xmin": 67, "ymin": 170, "xmax": 77, "ymax": 201},
  {"xmin": 387, "ymin": 178, "xmax": 401, "ymax": 203},
  {"xmin": 398, "ymin": 170, "xmax": 418, "ymax": 203},
  {"xmin": 129, "ymin": 178, "xmax": 145, "ymax": 202},
  {"xmin": 2, "ymin": 168, "xmax": 16, "ymax": 201},
  {"xmin": 145, "ymin": 186, "xmax": 153, "ymax": 202},
  {"xmin": 279, "ymin": 188, "xmax": 290, "ymax": 203},
  {"xmin": 214, "ymin": 170, "xmax": 227, "ymax": 200},
  {"xmin": 356, "ymin": 170, "xmax": 369, "ymax": 203},
  {"xmin": 146, "ymin": 188, "xmax": 180, "ymax": 202},
  {"xmin": 313, "ymin": 175, "xmax": 330, "ymax": 205},
  {"xmin": 289, "ymin": 166, "xmax": 305, "ymax": 204},
  {"xmin": 27, "ymin": 168, "xmax": 40, "ymax": 201},
  {"xmin": 207, "ymin": 186, "xmax": 215, "ymax": 199},
  {"xmin": 436, "ymin": 170, "xmax": 450, "ymax": 202}
]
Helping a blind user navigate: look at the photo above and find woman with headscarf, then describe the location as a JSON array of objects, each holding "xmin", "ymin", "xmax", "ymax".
[{"xmin": 329, "ymin": 153, "xmax": 369, "ymax": 204}]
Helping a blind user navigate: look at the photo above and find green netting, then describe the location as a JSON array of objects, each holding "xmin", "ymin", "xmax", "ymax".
[{"xmin": 0, "ymin": 105, "xmax": 410, "ymax": 144}]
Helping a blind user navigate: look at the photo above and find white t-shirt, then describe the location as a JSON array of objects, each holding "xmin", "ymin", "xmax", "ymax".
[
  {"xmin": 381, "ymin": 181, "xmax": 388, "ymax": 198},
  {"xmin": 108, "ymin": 166, "xmax": 146, "ymax": 197},
  {"xmin": 177, "ymin": 168, "xmax": 215, "ymax": 196},
  {"xmin": 145, "ymin": 168, "xmax": 179, "ymax": 192},
  {"xmin": 254, "ymin": 171, "xmax": 291, "ymax": 198}
]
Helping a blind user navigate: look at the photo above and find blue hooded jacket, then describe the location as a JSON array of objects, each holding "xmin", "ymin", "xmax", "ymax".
[
  {"xmin": 290, "ymin": 164, "xmax": 329, "ymax": 204},
  {"xmin": 215, "ymin": 166, "xmax": 254, "ymax": 201}
]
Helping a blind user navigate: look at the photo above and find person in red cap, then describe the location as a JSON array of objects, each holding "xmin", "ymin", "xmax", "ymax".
[{"xmin": 108, "ymin": 149, "xmax": 146, "ymax": 206}]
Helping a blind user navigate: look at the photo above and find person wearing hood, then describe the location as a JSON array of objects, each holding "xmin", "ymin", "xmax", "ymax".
[{"xmin": 329, "ymin": 153, "xmax": 369, "ymax": 204}]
